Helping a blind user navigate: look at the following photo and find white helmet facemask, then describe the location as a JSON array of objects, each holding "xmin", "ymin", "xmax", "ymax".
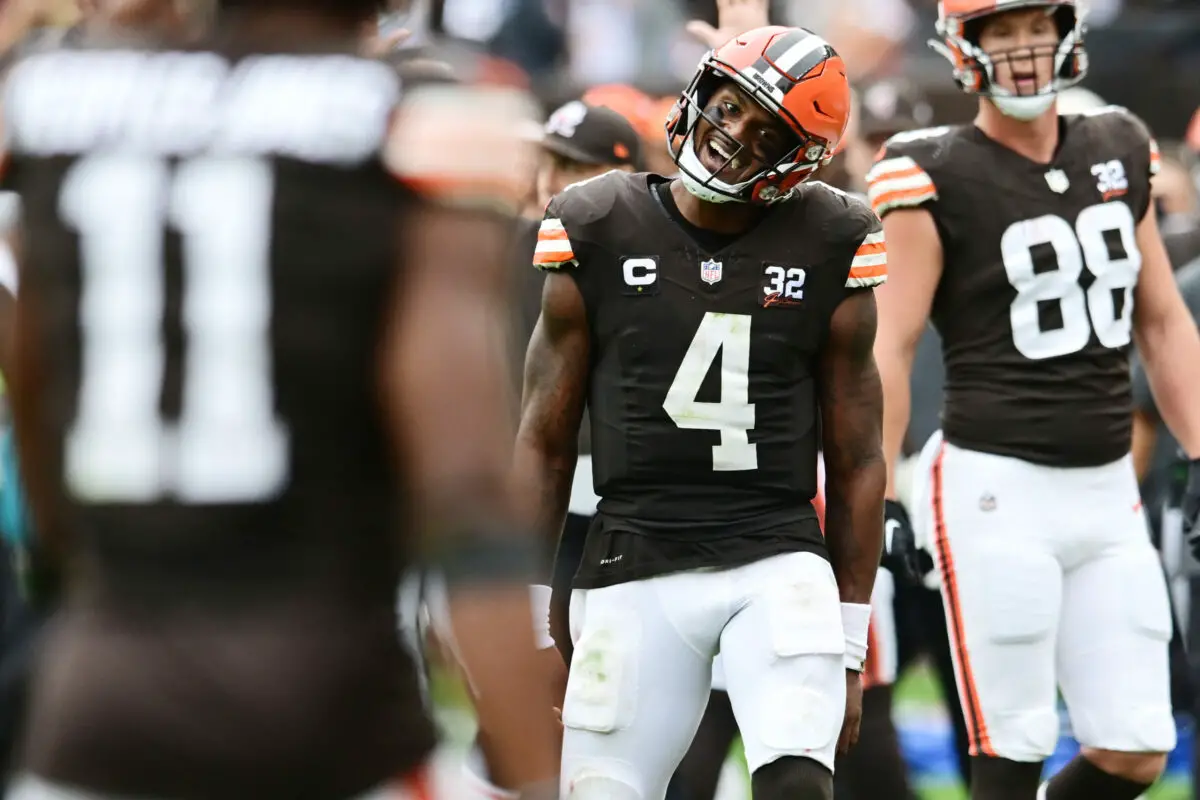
[
  {"xmin": 929, "ymin": 1, "xmax": 1088, "ymax": 121},
  {"xmin": 676, "ymin": 129, "xmax": 760, "ymax": 204}
]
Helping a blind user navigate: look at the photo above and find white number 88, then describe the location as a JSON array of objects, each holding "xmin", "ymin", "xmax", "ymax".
[{"xmin": 1000, "ymin": 202, "xmax": 1141, "ymax": 361}]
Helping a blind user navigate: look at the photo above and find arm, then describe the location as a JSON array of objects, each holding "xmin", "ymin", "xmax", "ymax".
[
  {"xmin": 1131, "ymin": 409, "xmax": 1158, "ymax": 484},
  {"xmin": 685, "ymin": 0, "xmax": 770, "ymax": 49},
  {"xmin": 1129, "ymin": 352, "xmax": 1159, "ymax": 484},
  {"xmin": 818, "ymin": 289, "xmax": 887, "ymax": 605},
  {"xmin": 381, "ymin": 202, "xmax": 558, "ymax": 793},
  {"xmin": 823, "ymin": 0, "xmax": 913, "ymax": 81},
  {"xmin": 513, "ymin": 272, "xmax": 590, "ymax": 595},
  {"xmin": 872, "ymin": 208, "xmax": 943, "ymax": 498},
  {"xmin": 381, "ymin": 83, "xmax": 558, "ymax": 793},
  {"xmin": 1132, "ymin": 205, "xmax": 1200, "ymax": 459}
]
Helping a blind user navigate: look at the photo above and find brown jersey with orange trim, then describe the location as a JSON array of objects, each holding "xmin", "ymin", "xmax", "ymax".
[
  {"xmin": 868, "ymin": 110, "xmax": 1158, "ymax": 467},
  {"xmin": 3, "ymin": 44, "xmax": 442, "ymax": 799},
  {"xmin": 533, "ymin": 172, "xmax": 884, "ymax": 587}
]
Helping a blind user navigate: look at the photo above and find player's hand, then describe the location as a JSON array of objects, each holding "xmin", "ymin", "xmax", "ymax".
[
  {"xmin": 837, "ymin": 669, "xmax": 863, "ymax": 756},
  {"xmin": 685, "ymin": 0, "xmax": 769, "ymax": 50},
  {"xmin": 1182, "ymin": 458, "xmax": 1200, "ymax": 558},
  {"xmin": 882, "ymin": 498, "xmax": 933, "ymax": 584},
  {"xmin": 362, "ymin": 26, "xmax": 411, "ymax": 57}
]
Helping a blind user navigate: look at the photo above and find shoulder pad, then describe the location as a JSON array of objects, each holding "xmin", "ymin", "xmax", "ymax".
[
  {"xmin": 534, "ymin": 170, "xmax": 632, "ymax": 270},
  {"xmin": 881, "ymin": 125, "xmax": 956, "ymax": 148},
  {"xmin": 797, "ymin": 183, "xmax": 886, "ymax": 289},
  {"xmin": 805, "ymin": 181, "xmax": 874, "ymax": 222},
  {"xmin": 863, "ymin": 126, "xmax": 964, "ymax": 218},
  {"xmin": 551, "ymin": 169, "xmax": 629, "ymax": 224},
  {"xmin": 1074, "ymin": 103, "xmax": 1138, "ymax": 120},
  {"xmin": 1072, "ymin": 105, "xmax": 1160, "ymax": 176}
]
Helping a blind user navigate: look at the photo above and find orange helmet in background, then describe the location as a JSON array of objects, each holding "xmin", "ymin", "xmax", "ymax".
[
  {"xmin": 931, "ymin": 0, "xmax": 1087, "ymax": 119},
  {"xmin": 666, "ymin": 25, "xmax": 851, "ymax": 205}
]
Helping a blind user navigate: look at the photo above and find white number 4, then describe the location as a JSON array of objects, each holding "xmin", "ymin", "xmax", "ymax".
[
  {"xmin": 61, "ymin": 153, "xmax": 289, "ymax": 504},
  {"xmin": 663, "ymin": 312, "xmax": 756, "ymax": 471}
]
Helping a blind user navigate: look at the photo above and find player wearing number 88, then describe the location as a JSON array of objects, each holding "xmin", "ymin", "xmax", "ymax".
[
  {"xmin": 517, "ymin": 25, "xmax": 888, "ymax": 800},
  {"xmin": 871, "ymin": 1, "xmax": 1200, "ymax": 797}
]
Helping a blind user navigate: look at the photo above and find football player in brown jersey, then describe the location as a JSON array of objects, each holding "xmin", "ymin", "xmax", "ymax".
[
  {"xmin": 1, "ymin": 0, "xmax": 559, "ymax": 798},
  {"xmin": 870, "ymin": 1, "xmax": 1200, "ymax": 798},
  {"xmin": 517, "ymin": 25, "xmax": 888, "ymax": 800}
]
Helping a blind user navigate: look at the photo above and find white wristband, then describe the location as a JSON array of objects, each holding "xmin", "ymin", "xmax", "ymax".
[
  {"xmin": 841, "ymin": 602, "xmax": 872, "ymax": 672},
  {"xmin": 530, "ymin": 584, "xmax": 555, "ymax": 650}
]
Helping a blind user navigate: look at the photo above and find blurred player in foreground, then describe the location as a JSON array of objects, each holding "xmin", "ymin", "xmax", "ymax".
[
  {"xmin": 517, "ymin": 24, "xmax": 894, "ymax": 799},
  {"xmin": 1, "ymin": 0, "xmax": 558, "ymax": 797},
  {"xmin": 871, "ymin": 0, "xmax": 1200, "ymax": 797}
]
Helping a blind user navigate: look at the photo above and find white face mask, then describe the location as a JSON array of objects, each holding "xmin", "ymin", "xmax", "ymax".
[
  {"xmin": 675, "ymin": 130, "xmax": 755, "ymax": 204},
  {"xmin": 990, "ymin": 92, "xmax": 1057, "ymax": 121}
]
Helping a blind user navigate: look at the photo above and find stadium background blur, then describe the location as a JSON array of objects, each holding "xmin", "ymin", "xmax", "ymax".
[{"xmin": 0, "ymin": 0, "xmax": 1199, "ymax": 797}]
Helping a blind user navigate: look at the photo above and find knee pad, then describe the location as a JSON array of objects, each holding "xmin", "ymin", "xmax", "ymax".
[
  {"xmin": 565, "ymin": 772, "xmax": 642, "ymax": 799},
  {"xmin": 562, "ymin": 613, "xmax": 640, "ymax": 734},
  {"xmin": 979, "ymin": 549, "xmax": 1058, "ymax": 646}
]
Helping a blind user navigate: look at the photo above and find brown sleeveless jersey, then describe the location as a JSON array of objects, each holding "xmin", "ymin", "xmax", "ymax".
[
  {"xmin": 869, "ymin": 109, "xmax": 1158, "ymax": 467},
  {"xmin": 534, "ymin": 172, "xmax": 884, "ymax": 586}
]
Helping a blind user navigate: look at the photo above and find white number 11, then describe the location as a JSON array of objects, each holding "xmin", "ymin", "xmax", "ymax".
[{"xmin": 60, "ymin": 153, "xmax": 289, "ymax": 504}]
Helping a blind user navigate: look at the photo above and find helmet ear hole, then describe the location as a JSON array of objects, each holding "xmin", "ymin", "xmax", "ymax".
[
  {"xmin": 1053, "ymin": 5, "xmax": 1076, "ymax": 38},
  {"xmin": 961, "ymin": 17, "xmax": 984, "ymax": 47}
]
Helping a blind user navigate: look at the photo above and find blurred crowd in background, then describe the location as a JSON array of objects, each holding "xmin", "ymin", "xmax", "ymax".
[{"xmin": 0, "ymin": 0, "xmax": 1198, "ymax": 796}]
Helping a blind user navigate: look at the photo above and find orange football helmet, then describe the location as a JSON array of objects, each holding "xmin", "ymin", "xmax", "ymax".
[
  {"xmin": 931, "ymin": 0, "xmax": 1087, "ymax": 119},
  {"xmin": 666, "ymin": 26, "xmax": 851, "ymax": 205}
]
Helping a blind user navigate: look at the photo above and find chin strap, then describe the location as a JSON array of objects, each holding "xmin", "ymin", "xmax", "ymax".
[{"xmin": 991, "ymin": 93, "xmax": 1057, "ymax": 121}]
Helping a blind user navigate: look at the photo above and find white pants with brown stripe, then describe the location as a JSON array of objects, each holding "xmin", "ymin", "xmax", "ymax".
[{"xmin": 910, "ymin": 431, "xmax": 1177, "ymax": 763}]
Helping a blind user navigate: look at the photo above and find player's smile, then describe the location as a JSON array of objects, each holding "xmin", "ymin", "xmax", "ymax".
[{"xmin": 695, "ymin": 83, "xmax": 793, "ymax": 184}]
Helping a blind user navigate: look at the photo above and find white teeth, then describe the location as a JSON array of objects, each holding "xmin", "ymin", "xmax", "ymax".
[{"xmin": 710, "ymin": 139, "xmax": 733, "ymax": 160}]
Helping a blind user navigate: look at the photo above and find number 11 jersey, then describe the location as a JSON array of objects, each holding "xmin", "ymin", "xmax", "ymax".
[
  {"xmin": 868, "ymin": 109, "xmax": 1159, "ymax": 468},
  {"xmin": 0, "ymin": 45, "xmax": 486, "ymax": 798},
  {"xmin": 535, "ymin": 172, "xmax": 884, "ymax": 587}
]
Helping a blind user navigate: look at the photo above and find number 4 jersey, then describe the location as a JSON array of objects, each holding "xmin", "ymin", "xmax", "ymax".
[
  {"xmin": 536, "ymin": 171, "xmax": 884, "ymax": 587},
  {"xmin": 868, "ymin": 108, "xmax": 1159, "ymax": 467}
]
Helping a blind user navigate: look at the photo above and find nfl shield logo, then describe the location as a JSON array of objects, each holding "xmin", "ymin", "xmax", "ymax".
[
  {"xmin": 1044, "ymin": 169, "xmax": 1070, "ymax": 194},
  {"xmin": 700, "ymin": 258, "xmax": 723, "ymax": 285}
]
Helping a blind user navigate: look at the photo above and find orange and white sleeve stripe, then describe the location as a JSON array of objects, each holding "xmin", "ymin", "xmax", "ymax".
[
  {"xmin": 866, "ymin": 155, "xmax": 937, "ymax": 218},
  {"xmin": 532, "ymin": 217, "xmax": 576, "ymax": 269},
  {"xmin": 1149, "ymin": 138, "xmax": 1162, "ymax": 177},
  {"xmin": 846, "ymin": 230, "xmax": 887, "ymax": 289}
]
